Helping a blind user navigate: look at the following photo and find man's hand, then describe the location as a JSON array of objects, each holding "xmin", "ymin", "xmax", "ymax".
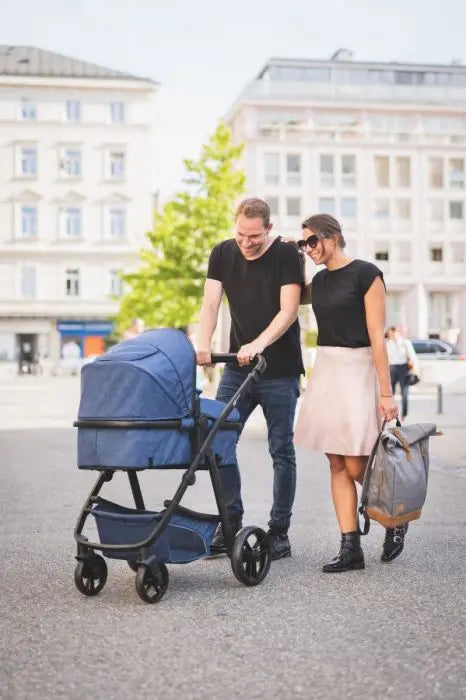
[
  {"xmin": 237, "ymin": 341, "xmax": 265, "ymax": 366},
  {"xmin": 196, "ymin": 350, "xmax": 212, "ymax": 366}
]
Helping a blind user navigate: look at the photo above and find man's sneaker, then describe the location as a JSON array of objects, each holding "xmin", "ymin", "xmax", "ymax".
[
  {"xmin": 381, "ymin": 523, "xmax": 409, "ymax": 562},
  {"xmin": 267, "ymin": 531, "xmax": 291, "ymax": 561},
  {"xmin": 209, "ymin": 516, "xmax": 243, "ymax": 556}
]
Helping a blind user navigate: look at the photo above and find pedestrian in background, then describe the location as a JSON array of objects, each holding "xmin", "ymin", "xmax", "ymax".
[
  {"xmin": 385, "ymin": 326, "xmax": 419, "ymax": 421},
  {"xmin": 294, "ymin": 214, "xmax": 408, "ymax": 572}
]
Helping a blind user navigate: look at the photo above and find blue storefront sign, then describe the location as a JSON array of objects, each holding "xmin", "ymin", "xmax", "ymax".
[{"xmin": 57, "ymin": 321, "xmax": 114, "ymax": 336}]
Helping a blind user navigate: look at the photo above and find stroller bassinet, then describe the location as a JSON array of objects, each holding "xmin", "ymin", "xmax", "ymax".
[{"xmin": 73, "ymin": 329, "xmax": 271, "ymax": 603}]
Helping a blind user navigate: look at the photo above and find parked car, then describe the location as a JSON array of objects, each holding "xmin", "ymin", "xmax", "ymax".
[{"xmin": 410, "ymin": 338, "xmax": 464, "ymax": 358}]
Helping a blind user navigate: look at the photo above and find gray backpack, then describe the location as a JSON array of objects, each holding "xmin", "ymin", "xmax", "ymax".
[{"xmin": 358, "ymin": 420, "xmax": 438, "ymax": 534}]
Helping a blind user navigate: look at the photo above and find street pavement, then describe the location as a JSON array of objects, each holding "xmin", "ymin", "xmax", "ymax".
[{"xmin": 0, "ymin": 374, "xmax": 465, "ymax": 699}]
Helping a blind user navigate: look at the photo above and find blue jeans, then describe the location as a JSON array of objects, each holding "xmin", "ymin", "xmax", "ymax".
[
  {"xmin": 216, "ymin": 367, "xmax": 300, "ymax": 533},
  {"xmin": 390, "ymin": 363, "xmax": 409, "ymax": 418}
]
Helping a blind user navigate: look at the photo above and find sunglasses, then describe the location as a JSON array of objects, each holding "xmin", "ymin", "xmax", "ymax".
[{"xmin": 297, "ymin": 234, "xmax": 324, "ymax": 251}]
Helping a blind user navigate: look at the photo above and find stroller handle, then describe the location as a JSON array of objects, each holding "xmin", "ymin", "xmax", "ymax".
[{"xmin": 210, "ymin": 353, "xmax": 266, "ymax": 375}]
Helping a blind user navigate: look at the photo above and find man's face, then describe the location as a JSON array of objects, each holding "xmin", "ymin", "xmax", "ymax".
[{"xmin": 235, "ymin": 214, "xmax": 272, "ymax": 259}]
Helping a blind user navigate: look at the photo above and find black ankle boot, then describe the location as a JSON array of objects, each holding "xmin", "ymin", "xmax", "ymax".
[
  {"xmin": 381, "ymin": 523, "xmax": 409, "ymax": 562},
  {"xmin": 209, "ymin": 515, "xmax": 243, "ymax": 555},
  {"xmin": 322, "ymin": 531, "xmax": 365, "ymax": 573}
]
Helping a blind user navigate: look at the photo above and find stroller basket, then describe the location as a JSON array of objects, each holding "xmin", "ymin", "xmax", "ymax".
[{"xmin": 92, "ymin": 499, "xmax": 218, "ymax": 564}]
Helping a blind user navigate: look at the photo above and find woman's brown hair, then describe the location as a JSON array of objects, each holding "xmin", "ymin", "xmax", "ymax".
[{"xmin": 302, "ymin": 213, "xmax": 346, "ymax": 248}]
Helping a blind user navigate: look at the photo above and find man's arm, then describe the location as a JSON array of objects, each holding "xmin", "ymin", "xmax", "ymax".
[
  {"xmin": 237, "ymin": 284, "xmax": 301, "ymax": 365},
  {"xmin": 196, "ymin": 278, "xmax": 223, "ymax": 365}
]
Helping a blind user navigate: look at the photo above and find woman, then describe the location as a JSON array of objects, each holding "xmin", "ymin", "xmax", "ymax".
[
  {"xmin": 386, "ymin": 326, "xmax": 419, "ymax": 420},
  {"xmin": 294, "ymin": 214, "xmax": 407, "ymax": 572}
]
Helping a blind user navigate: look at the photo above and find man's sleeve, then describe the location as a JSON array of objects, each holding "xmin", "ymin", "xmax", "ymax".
[
  {"xmin": 206, "ymin": 244, "xmax": 223, "ymax": 282},
  {"xmin": 279, "ymin": 243, "xmax": 304, "ymax": 286}
]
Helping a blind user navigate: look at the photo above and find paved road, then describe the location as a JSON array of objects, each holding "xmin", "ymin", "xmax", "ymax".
[{"xmin": 0, "ymin": 376, "xmax": 465, "ymax": 699}]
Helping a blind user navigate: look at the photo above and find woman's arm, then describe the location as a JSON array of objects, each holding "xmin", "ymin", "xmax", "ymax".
[{"xmin": 364, "ymin": 277, "xmax": 398, "ymax": 421}]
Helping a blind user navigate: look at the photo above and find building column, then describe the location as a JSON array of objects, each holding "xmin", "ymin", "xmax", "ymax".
[{"xmin": 404, "ymin": 283, "xmax": 428, "ymax": 338}]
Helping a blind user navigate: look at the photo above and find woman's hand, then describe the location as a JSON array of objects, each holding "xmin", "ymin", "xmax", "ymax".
[{"xmin": 379, "ymin": 395, "xmax": 399, "ymax": 422}]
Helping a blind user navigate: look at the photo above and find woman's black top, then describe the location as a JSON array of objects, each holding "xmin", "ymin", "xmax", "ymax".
[{"xmin": 312, "ymin": 259, "xmax": 384, "ymax": 348}]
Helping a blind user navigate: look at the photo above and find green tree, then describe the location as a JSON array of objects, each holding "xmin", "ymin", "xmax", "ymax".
[{"xmin": 116, "ymin": 122, "xmax": 245, "ymax": 332}]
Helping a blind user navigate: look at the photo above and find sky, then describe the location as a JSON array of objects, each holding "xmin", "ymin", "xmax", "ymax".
[{"xmin": 1, "ymin": 0, "xmax": 466, "ymax": 199}]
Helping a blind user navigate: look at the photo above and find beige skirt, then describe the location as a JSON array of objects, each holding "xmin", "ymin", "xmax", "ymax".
[{"xmin": 294, "ymin": 346, "xmax": 382, "ymax": 456}]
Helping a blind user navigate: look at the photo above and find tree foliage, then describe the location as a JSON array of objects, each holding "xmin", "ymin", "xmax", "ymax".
[{"xmin": 116, "ymin": 122, "xmax": 245, "ymax": 332}]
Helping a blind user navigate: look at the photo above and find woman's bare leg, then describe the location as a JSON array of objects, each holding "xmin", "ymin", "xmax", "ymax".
[{"xmin": 327, "ymin": 453, "xmax": 359, "ymax": 533}]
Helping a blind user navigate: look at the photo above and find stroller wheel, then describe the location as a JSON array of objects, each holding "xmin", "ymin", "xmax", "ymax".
[
  {"xmin": 231, "ymin": 526, "xmax": 271, "ymax": 586},
  {"xmin": 135, "ymin": 562, "xmax": 169, "ymax": 604},
  {"xmin": 127, "ymin": 560, "xmax": 138, "ymax": 573},
  {"xmin": 74, "ymin": 556, "xmax": 108, "ymax": 597}
]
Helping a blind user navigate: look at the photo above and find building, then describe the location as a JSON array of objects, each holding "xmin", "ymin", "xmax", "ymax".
[
  {"xmin": 0, "ymin": 46, "xmax": 157, "ymax": 367},
  {"xmin": 226, "ymin": 49, "xmax": 466, "ymax": 349}
]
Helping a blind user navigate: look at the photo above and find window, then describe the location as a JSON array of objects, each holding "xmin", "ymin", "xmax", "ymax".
[
  {"xmin": 286, "ymin": 154, "xmax": 301, "ymax": 185},
  {"xmin": 110, "ymin": 101, "xmax": 125, "ymax": 123},
  {"xmin": 66, "ymin": 100, "xmax": 81, "ymax": 122},
  {"xmin": 429, "ymin": 158, "xmax": 443, "ymax": 188},
  {"xmin": 397, "ymin": 241, "xmax": 411, "ymax": 262},
  {"xmin": 60, "ymin": 208, "xmax": 82, "ymax": 237},
  {"xmin": 318, "ymin": 197, "xmax": 335, "ymax": 215},
  {"xmin": 286, "ymin": 197, "xmax": 301, "ymax": 216},
  {"xmin": 341, "ymin": 155, "xmax": 356, "ymax": 187},
  {"xmin": 395, "ymin": 157, "xmax": 411, "ymax": 187},
  {"xmin": 341, "ymin": 198, "xmax": 357, "ymax": 218},
  {"xmin": 267, "ymin": 196, "xmax": 279, "ymax": 216},
  {"xmin": 451, "ymin": 242, "xmax": 465, "ymax": 263},
  {"xmin": 375, "ymin": 250, "xmax": 389, "ymax": 261},
  {"xmin": 109, "ymin": 207, "xmax": 126, "ymax": 238},
  {"xmin": 60, "ymin": 148, "xmax": 82, "ymax": 178},
  {"xmin": 20, "ymin": 266, "xmax": 36, "ymax": 298},
  {"xmin": 109, "ymin": 269, "xmax": 123, "ymax": 296},
  {"xmin": 374, "ymin": 156, "xmax": 390, "ymax": 187},
  {"xmin": 320, "ymin": 155, "xmax": 334, "ymax": 187},
  {"xmin": 20, "ymin": 206, "xmax": 37, "ymax": 237},
  {"xmin": 430, "ymin": 247, "xmax": 443, "ymax": 262},
  {"xmin": 429, "ymin": 200, "xmax": 444, "ymax": 221},
  {"xmin": 428, "ymin": 292, "xmax": 455, "ymax": 331},
  {"xmin": 264, "ymin": 153, "xmax": 280, "ymax": 185},
  {"xmin": 20, "ymin": 147, "xmax": 37, "ymax": 177},
  {"xmin": 65, "ymin": 269, "xmax": 80, "ymax": 297},
  {"xmin": 395, "ymin": 199, "xmax": 411, "ymax": 220},
  {"xmin": 448, "ymin": 159, "xmax": 464, "ymax": 189},
  {"xmin": 20, "ymin": 98, "xmax": 36, "ymax": 120},
  {"xmin": 374, "ymin": 198, "xmax": 390, "ymax": 219},
  {"xmin": 394, "ymin": 71, "xmax": 424, "ymax": 85},
  {"xmin": 449, "ymin": 201, "xmax": 464, "ymax": 219},
  {"xmin": 109, "ymin": 151, "xmax": 126, "ymax": 179}
]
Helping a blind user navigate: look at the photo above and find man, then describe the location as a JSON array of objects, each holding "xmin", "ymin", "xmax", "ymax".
[
  {"xmin": 385, "ymin": 326, "xmax": 419, "ymax": 420},
  {"xmin": 196, "ymin": 197, "xmax": 304, "ymax": 560}
]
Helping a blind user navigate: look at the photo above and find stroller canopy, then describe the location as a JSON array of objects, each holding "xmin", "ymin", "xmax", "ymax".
[{"xmin": 78, "ymin": 329, "xmax": 196, "ymax": 421}]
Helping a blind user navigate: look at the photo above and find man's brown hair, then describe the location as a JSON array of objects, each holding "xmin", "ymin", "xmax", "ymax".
[{"xmin": 235, "ymin": 198, "xmax": 270, "ymax": 227}]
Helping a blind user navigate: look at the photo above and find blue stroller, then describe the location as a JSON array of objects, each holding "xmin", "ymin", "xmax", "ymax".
[{"xmin": 73, "ymin": 328, "xmax": 271, "ymax": 603}]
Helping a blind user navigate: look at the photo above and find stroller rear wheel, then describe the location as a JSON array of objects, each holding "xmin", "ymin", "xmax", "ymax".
[
  {"xmin": 231, "ymin": 526, "xmax": 271, "ymax": 586},
  {"xmin": 74, "ymin": 556, "xmax": 108, "ymax": 596},
  {"xmin": 135, "ymin": 562, "xmax": 169, "ymax": 604}
]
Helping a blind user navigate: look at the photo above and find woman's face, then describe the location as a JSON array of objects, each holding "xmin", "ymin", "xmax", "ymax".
[{"xmin": 300, "ymin": 228, "xmax": 334, "ymax": 266}]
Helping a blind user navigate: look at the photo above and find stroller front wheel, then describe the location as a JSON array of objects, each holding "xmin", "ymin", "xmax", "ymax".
[
  {"xmin": 135, "ymin": 562, "xmax": 169, "ymax": 604},
  {"xmin": 231, "ymin": 526, "xmax": 271, "ymax": 586},
  {"xmin": 74, "ymin": 556, "xmax": 108, "ymax": 597}
]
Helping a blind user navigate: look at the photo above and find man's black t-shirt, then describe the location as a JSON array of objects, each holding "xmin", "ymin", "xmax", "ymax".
[
  {"xmin": 312, "ymin": 259, "xmax": 384, "ymax": 348},
  {"xmin": 207, "ymin": 237, "xmax": 304, "ymax": 378}
]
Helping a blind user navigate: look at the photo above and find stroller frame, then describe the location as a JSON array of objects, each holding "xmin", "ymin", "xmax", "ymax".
[{"xmin": 73, "ymin": 353, "xmax": 271, "ymax": 603}]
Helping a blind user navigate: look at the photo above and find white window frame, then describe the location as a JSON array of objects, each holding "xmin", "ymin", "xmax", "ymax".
[
  {"xmin": 318, "ymin": 197, "xmax": 336, "ymax": 215},
  {"xmin": 341, "ymin": 154, "xmax": 357, "ymax": 188},
  {"xmin": 19, "ymin": 205, "xmax": 38, "ymax": 238},
  {"xmin": 109, "ymin": 101, "xmax": 125, "ymax": 123},
  {"xmin": 66, "ymin": 100, "xmax": 81, "ymax": 122},
  {"xmin": 20, "ymin": 98, "xmax": 37, "ymax": 121},
  {"xmin": 108, "ymin": 150, "xmax": 126, "ymax": 180},
  {"xmin": 107, "ymin": 206, "xmax": 126, "ymax": 240},
  {"xmin": 18, "ymin": 146, "xmax": 38, "ymax": 178},
  {"xmin": 263, "ymin": 152, "xmax": 280, "ymax": 186},
  {"xmin": 59, "ymin": 147, "xmax": 82, "ymax": 179},
  {"xmin": 60, "ymin": 207, "xmax": 82, "ymax": 238},
  {"xmin": 286, "ymin": 153, "xmax": 301, "ymax": 186},
  {"xmin": 319, "ymin": 154, "xmax": 335, "ymax": 187},
  {"xmin": 109, "ymin": 269, "xmax": 123, "ymax": 297},
  {"xmin": 65, "ymin": 268, "xmax": 80, "ymax": 297},
  {"xmin": 341, "ymin": 197, "xmax": 357, "ymax": 219}
]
